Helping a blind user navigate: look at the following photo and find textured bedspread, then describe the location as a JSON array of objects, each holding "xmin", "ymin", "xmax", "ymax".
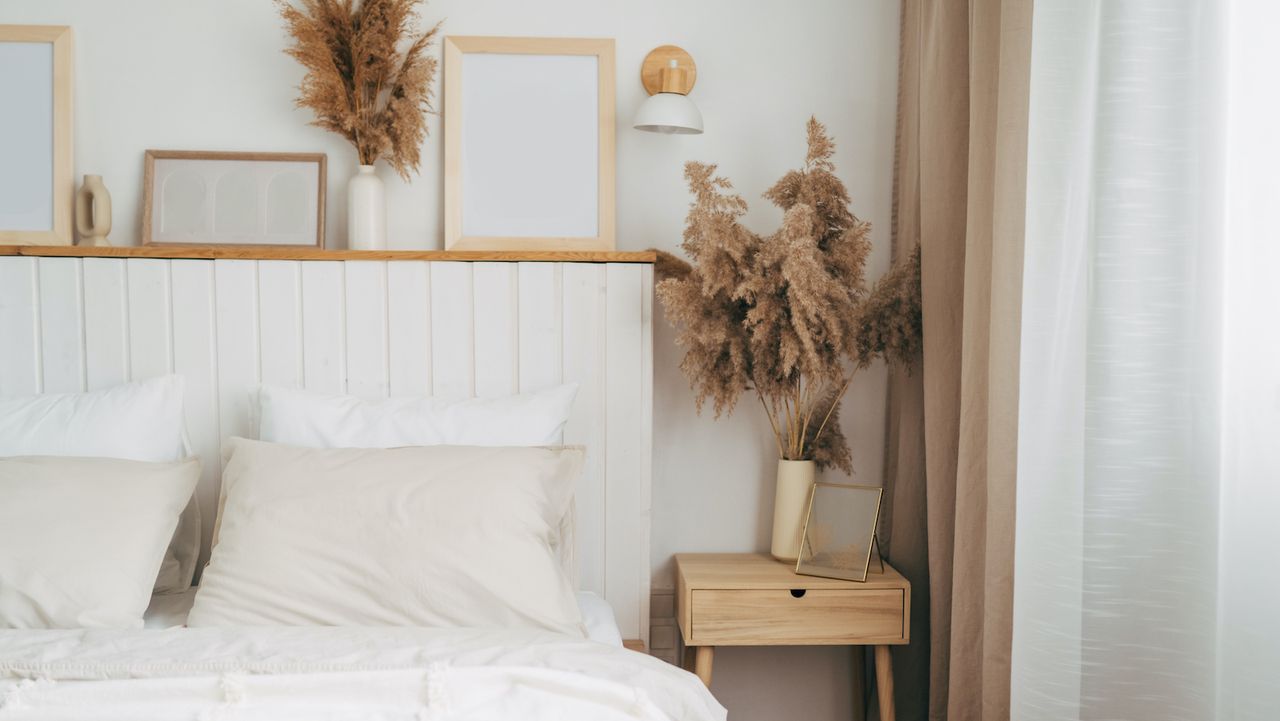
[{"xmin": 0, "ymin": 627, "xmax": 724, "ymax": 721}]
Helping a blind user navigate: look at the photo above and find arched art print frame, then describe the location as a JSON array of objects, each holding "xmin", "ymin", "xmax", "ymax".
[{"xmin": 143, "ymin": 150, "xmax": 326, "ymax": 248}]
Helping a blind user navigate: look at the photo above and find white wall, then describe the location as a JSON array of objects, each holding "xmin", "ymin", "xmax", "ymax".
[{"xmin": 4, "ymin": 1, "xmax": 901, "ymax": 719}]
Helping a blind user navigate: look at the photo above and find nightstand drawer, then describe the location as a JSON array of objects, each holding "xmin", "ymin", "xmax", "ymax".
[{"xmin": 689, "ymin": 588, "xmax": 904, "ymax": 645}]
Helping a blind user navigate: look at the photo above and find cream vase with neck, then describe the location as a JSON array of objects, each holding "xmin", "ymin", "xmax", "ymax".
[
  {"xmin": 770, "ymin": 459, "xmax": 816, "ymax": 562},
  {"xmin": 74, "ymin": 175, "xmax": 112, "ymax": 247},
  {"xmin": 347, "ymin": 165, "xmax": 386, "ymax": 251}
]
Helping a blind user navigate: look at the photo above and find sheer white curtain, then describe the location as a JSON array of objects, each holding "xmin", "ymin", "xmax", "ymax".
[{"xmin": 1012, "ymin": 1, "xmax": 1280, "ymax": 719}]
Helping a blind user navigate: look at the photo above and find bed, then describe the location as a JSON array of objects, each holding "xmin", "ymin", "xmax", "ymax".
[
  {"xmin": 0, "ymin": 626, "xmax": 717, "ymax": 720},
  {"xmin": 0, "ymin": 591, "xmax": 714, "ymax": 720},
  {"xmin": 0, "ymin": 256, "xmax": 722, "ymax": 720}
]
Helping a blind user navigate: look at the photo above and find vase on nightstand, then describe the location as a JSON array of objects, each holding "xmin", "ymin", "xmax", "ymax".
[
  {"xmin": 770, "ymin": 459, "xmax": 816, "ymax": 562},
  {"xmin": 347, "ymin": 165, "xmax": 386, "ymax": 250}
]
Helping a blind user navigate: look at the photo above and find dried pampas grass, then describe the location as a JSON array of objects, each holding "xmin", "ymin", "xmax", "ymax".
[
  {"xmin": 276, "ymin": 0, "xmax": 440, "ymax": 180},
  {"xmin": 655, "ymin": 118, "xmax": 922, "ymax": 472}
]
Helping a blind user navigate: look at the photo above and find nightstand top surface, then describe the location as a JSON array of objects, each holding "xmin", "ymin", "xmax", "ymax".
[{"xmin": 675, "ymin": 552, "xmax": 908, "ymax": 591}]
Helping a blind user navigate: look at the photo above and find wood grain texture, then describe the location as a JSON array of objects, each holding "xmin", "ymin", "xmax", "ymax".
[
  {"xmin": 690, "ymin": 589, "xmax": 904, "ymax": 645},
  {"xmin": 694, "ymin": 646, "xmax": 714, "ymax": 687},
  {"xmin": 640, "ymin": 45, "xmax": 697, "ymax": 96},
  {"xmin": 677, "ymin": 553, "xmax": 911, "ymax": 590},
  {"xmin": 0, "ymin": 245, "xmax": 655, "ymax": 263},
  {"xmin": 875, "ymin": 644, "xmax": 896, "ymax": 721},
  {"xmin": 675, "ymin": 553, "xmax": 911, "ymax": 646}
]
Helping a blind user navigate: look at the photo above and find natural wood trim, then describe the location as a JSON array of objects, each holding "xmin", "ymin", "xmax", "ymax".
[
  {"xmin": 694, "ymin": 646, "xmax": 714, "ymax": 687},
  {"xmin": 443, "ymin": 36, "xmax": 616, "ymax": 252},
  {"xmin": 640, "ymin": 45, "xmax": 697, "ymax": 96},
  {"xmin": 874, "ymin": 645, "xmax": 896, "ymax": 720},
  {"xmin": 0, "ymin": 245, "xmax": 656, "ymax": 263},
  {"xmin": 621, "ymin": 639, "xmax": 646, "ymax": 653},
  {"xmin": 0, "ymin": 25, "xmax": 73, "ymax": 247},
  {"xmin": 141, "ymin": 150, "xmax": 327, "ymax": 248}
]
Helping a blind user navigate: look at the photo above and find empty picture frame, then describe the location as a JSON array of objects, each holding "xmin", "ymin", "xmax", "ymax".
[
  {"xmin": 444, "ymin": 36, "xmax": 615, "ymax": 251},
  {"xmin": 0, "ymin": 25, "xmax": 73, "ymax": 246},
  {"xmin": 795, "ymin": 482, "xmax": 884, "ymax": 583},
  {"xmin": 143, "ymin": 151, "xmax": 326, "ymax": 248}
]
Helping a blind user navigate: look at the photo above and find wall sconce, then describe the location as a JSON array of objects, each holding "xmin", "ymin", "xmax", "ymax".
[{"xmin": 633, "ymin": 45, "xmax": 703, "ymax": 135}]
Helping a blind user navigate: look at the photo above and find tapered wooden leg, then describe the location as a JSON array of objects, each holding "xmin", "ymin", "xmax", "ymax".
[
  {"xmin": 694, "ymin": 645, "xmax": 715, "ymax": 687},
  {"xmin": 874, "ymin": 645, "xmax": 895, "ymax": 721},
  {"xmin": 851, "ymin": 646, "xmax": 867, "ymax": 721}
]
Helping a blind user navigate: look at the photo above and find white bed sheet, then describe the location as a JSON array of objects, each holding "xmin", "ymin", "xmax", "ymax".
[
  {"xmin": 145, "ymin": 589, "xmax": 626, "ymax": 646},
  {"xmin": 0, "ymin": 626, "xmax": 722, "ymax": 720}
]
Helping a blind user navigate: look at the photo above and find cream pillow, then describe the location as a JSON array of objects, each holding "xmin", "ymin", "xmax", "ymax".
[
  {"xmin": 0, "ymin": 376, "xmax": 201, "ymax": 594},
  {"xmin": 189, "ymin": 439, "xmax": 585, "ymax": 636},
  {"xmin": 0, "ymin": 456, "xmax": 201, "ymax": 629},
  {"xmin": 256, "ymin": 383, "xmax": 578, "ymax": 448}
]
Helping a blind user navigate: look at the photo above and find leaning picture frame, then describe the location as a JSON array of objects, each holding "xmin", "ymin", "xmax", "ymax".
[
  {"xmin": 0, "ymin": 25, "xmax": 73, "ymax": 246},
  {"xmin": 142, "ymin": 150, "xmax": 327, "ymax": 248},
  {"xmin": 795, "ymin": 482, "xmax": 885, "ymax": 583},
  {"xmin": 443, "ymin": 36, "xmax": 616, "ymax": 252}
]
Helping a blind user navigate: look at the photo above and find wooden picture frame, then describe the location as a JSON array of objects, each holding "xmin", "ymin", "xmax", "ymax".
[
  {"xmin": 0, "ymin": 25, "xmax": 73, "ymax": 246},
  {"xmin": 142, "ymin": 150, "xmax": 327, "ymax": 249},
  {"xmin": 444, "ymin": 36, "xmax": 616, "ymax": 252}
]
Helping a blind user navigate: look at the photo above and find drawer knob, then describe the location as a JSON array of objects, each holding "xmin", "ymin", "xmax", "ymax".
[{"xmin": 789, "ymin": 589, "xmax": 807, "ymax": 598}]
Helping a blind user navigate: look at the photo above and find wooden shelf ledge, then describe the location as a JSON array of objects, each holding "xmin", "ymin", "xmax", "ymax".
[{"xmin": 0, "ymin": 245, "xmax": 657, "ymax": 264}]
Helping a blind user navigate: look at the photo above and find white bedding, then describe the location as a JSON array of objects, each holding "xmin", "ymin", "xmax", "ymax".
[
  {"xmin": 0, "ymin": 626, "xmax": 722, "ymax": 720},
  {"xmin": 143, "ymin": 590, "xmax": 625, "ymax": 647}
]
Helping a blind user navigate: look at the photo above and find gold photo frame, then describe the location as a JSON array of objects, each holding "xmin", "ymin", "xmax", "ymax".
[
  {"xmin": 443, "ymin": 36, "xmax": 616, "ymax": 252},
  {"xmin": 795, "ymin": 482, "xmax": 884, "ymax": 582}
]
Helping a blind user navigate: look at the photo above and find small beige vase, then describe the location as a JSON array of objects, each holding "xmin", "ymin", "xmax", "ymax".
[
  {"xmin": 770, "ymin": 459, "xmax": 816, "ymax": 562},
  {"xmin": 74, "ymin": 174, "xmax": 112, "ymax": 247}
]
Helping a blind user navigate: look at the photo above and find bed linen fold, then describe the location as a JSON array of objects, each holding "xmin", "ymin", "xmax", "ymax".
[{"xmin": 0, "ymin": 627, "xmax": 723, "ymax": 721}]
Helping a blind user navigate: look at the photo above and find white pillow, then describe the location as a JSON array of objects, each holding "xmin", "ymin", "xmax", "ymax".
[
  {"xmin": 0, "ymin": 456, "xmax": 200, "ymax": 629},
  {"xmin": 0, "ymin": 376, "xmax": 201, "ymax": 594},
  {"xmin": 189, "ymin": 438, "xmax": 585, "ymax": 636},
  {"xmin": 256, "ymin": 383, "xmax": 579, "ymax": 448}
]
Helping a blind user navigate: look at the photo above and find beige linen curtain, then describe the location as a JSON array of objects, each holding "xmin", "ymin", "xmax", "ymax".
[{"xmin": 880, "ymin": 1, "xmax": 1033, "ymax": 719}]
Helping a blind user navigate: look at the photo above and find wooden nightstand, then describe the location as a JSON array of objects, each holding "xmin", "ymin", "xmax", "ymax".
[{"xmin": 675, "ymin": 553, "xmax": 910, "ymax": 721}]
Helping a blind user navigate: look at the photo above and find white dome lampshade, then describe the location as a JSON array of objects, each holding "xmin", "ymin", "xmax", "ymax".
[
  {"xmin": 634, "ymin": 92, "xmax": 703, "ymax": 134},
  {"xmin": 634, "ymin": 46, "xmax": 704, "ymax": 135}
]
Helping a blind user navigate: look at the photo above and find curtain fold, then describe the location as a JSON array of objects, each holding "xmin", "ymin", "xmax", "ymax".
[
  {"xmin": 885, "ymin": 1, "xmax": 1033, "ymax": 719},
  {"xmin": 1011, "ymin": 1, "xmax": 1280, "ymax": 719}
]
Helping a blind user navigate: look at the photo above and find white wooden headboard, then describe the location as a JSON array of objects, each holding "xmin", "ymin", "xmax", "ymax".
[{"xmin": 0, "ymin": 255, "xmax": 653, "ymax": 643}]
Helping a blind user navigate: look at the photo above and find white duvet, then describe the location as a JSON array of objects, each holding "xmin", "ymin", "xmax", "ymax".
[{"xmin": 0, "ymin": 627, "xmax": 724, "ymax": 721}]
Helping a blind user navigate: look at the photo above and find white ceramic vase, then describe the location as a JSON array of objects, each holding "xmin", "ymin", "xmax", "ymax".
[
  {"xmin": 347, "ymin": 165, "xmax": 386, "ymax": 251},
  {"xmin": 770, "ymin": 459, "xmax": 816, "ymax": 563}
]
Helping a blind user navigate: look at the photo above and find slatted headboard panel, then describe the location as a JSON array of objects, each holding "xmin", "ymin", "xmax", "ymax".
[{"xmin": 0, "ymin": 256, "xmax": 653, "ymax": 643}]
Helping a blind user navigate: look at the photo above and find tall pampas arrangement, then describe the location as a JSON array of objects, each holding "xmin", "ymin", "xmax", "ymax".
[
  {"xmin": 655, "ymin": 118, "xmax": 922, "ymax": 473},
  {"xmin": 276, "ymin": 0, "xmax": 441, "ymax": 180}
]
